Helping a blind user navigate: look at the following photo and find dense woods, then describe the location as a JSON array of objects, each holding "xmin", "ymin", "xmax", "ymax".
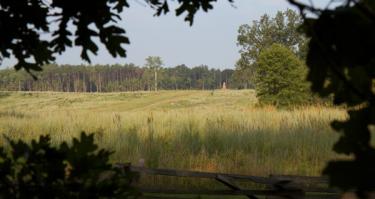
[{"xmin": 0, "ymin": 64, "xmax": 235, "ymax": 92}]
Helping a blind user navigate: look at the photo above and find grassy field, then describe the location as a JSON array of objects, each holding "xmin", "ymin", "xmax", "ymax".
[{"xmin": 0, "ymin": 90, "xmax": 347, "ymax": 189}]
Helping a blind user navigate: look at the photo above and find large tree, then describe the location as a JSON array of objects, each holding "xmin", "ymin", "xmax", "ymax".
[
  {"xmin": 255, "ymin": 44, "xmax": 309, "ymax": 106},
  {"xmin": 235, "ymin": 9, "xmax": 306, "ymax": 86},
  {"xmin": 237, "ymin": 9, "xmax": 305, "ymax": 63}
]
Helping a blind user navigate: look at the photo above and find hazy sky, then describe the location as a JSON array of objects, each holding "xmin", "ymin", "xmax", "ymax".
[{"xmin": 1, "ymin": 0, "xmax": 329, "ymax": 69}]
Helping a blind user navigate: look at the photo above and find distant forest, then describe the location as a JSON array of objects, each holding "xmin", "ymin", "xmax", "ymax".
[{"xmin": 0, "ymin": 64, "xmax": 237, "ymax": 92}]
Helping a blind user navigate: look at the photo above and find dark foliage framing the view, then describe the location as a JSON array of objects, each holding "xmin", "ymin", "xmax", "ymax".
[
  {"xmin": 287, "ymin": 0, "xmax": 375, "ymax": 197},
  {"xmin": 1, "ymin": 0, "xmax": 375, "ymax": 197},
  {"xmin": 0, "ymin": 132, "xmax": 139, "ymax": 198}
]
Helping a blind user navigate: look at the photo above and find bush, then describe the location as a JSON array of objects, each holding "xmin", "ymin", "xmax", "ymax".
[
  {"xmin": 255, "ymin": 44, "xmax": 310, "ymax": 106},
  {"xmin": 0, "ymin": 132, "xmax": 139, "ymax": 198}
]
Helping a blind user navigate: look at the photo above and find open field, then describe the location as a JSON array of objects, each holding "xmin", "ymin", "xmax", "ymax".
[{"xmin": 0, "ymin": 90, "xmax": 347, "ymax": 189}]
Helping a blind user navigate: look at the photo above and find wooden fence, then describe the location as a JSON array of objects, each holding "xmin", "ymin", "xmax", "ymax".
[{"xmin": 116, "ymin": 164, "xmax": 340, "ymax": 199}]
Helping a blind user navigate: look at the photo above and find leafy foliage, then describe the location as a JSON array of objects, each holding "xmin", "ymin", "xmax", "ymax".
[
  {"xmin": 0, "ymin": 132, "xmax": 139, "ymax": 198},
  {"xmin": 255, "ymin": 44, "xmax": 309, "ymax": 106},
  {"xmin": 235, "ymin": 9, "xmax": 307, "ymax": 87},
  {"xmin": 145, "ymin": 57, "xmax": 163, "ymax": 70},
  {"xmin": 287, "ymin": 0, "xmax": 375, "ymax": 196},
  {"xmin": 237, "ymin": 9, "xmax": 305, "ymax": 62},
  {"xmin": 151, "ymin": 0, "xmax": 234, "ymax": 25},
  {"xmin": 0, "ymin": 0, "xmax": 231, "ymax": 77}
]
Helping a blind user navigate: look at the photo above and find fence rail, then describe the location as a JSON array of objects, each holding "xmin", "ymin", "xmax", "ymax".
[{"xmin": 116, "ymin": 164, "xmax": 340, "ymax": 199}]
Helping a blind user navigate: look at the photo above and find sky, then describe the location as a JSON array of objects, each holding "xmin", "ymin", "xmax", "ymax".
[{"xmin": 0, "ymin": 0, "xmax": 329, "ymax": 70}]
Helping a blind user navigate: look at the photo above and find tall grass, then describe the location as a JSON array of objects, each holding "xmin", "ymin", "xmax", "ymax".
[{"xmin": 0, "ymin": 90, "xmax": 347, "ymax": 188}]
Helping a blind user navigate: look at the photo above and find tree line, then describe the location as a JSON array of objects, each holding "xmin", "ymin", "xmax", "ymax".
[{"xmin": 0, "ymin": 64, "xmax": 235, "ymax": 92}]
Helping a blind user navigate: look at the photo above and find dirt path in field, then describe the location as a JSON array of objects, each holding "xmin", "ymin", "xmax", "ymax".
[
  {"xmin": 85, "ymin": 91, "xmax": 203, "ymax": 112},
  {"xmin": 118, "ymin": 91, "xmax": 201, "ymax": 112}
]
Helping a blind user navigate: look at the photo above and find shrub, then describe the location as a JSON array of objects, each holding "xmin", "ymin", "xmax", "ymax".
[
  {"xmin": 0, "ymin": 132, "xmax": 139, "ymax": 198},
  {"xmin": 255, "ymin": 44, "xmax": 310, "ymax": 106}
]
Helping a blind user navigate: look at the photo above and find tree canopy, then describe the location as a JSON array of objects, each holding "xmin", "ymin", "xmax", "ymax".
[
  {"xmin": 255, "ymin": 44, "xmax": 309, "ymax": 106},
  {"xmin": 237, "ymin": 9, "xmax": 305, "ymax": 64},
  {"xmin": 235, "ymin": 9, "xmax": 307, "ymax": 86}
]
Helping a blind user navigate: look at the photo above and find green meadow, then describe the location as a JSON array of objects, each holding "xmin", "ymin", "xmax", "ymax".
[{"xmin": 0, "ymin": 90, "xmax": 347, "ymax": 189}]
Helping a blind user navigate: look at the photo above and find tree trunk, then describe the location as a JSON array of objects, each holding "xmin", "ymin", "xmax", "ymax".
[{"xmin": 154, "ymin": 68, "xmax": 157, "ymax": 91}]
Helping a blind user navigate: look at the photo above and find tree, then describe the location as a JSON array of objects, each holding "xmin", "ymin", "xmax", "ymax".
[
  {"xmin": 144, "ymin": 56, "xmax": 163, "ymax": 91},
  {"xmin": 235, "ymin": 9, "xmax": 306, "ymax": 86},
  {"xmin": 255, "ymin": 44, "xmax": 309, "ymax": 106},
  {"xmin": 0, "ymin": 0, "xmax": 232, "ymax": 77},
  {"xmin": 238, "ymin": 9, "xmax": 305, "ymax": 62}
]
